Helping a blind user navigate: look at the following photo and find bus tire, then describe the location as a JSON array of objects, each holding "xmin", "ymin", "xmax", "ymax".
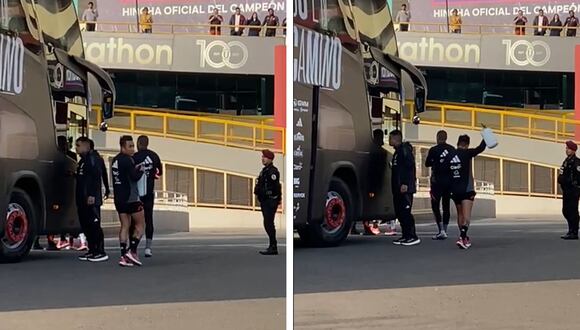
[
  {"xmin": 307, "ymin": 177, "xmax": 354, "ymax": 246},
  {"xmin": 0, "ymin": 188, "xmax": 36, "ymax": 263}
]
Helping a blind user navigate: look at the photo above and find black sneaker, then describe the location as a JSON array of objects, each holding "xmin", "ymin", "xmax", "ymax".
[
  {"xmin": 259, "ymin": 247, "xmax": 279, "ymax": 255},
  {"xmin": 88, "ymin": 253, "xmax": 109, "ymax": 262},
  {"xmin": 402, "ymin": 237, "xmax": 422, "ymax": 246},
  {"xmin": 392, "ymin": 237, "xmax": 406, "ymax": 245},
  {"xmin": 78, "ymin": 253, "xmax": 94, "ymax": 261},
  {"xmin": 561, "ymin": 233, "xmax": 579, "ymax": 240}
]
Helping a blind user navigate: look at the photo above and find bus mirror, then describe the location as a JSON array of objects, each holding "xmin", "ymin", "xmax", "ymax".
[
  {"xmin": 99, "ymin": 121, "xmax": 108, "ymax": 132},
  {"xmin": 101, "ymin": 90, "xmax": 114, "ymax": 120},
  {"xmin": 412, "ymin": 115, "xmax": 421, "ymax": 125},
  {"xmin": 414, "ymin": 86, "xmax": 426, "ymax": 114}
]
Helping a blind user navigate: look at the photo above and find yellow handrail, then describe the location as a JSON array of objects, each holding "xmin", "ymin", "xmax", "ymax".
[
  {"xmin": 91, "ymin": 106, "xmax": 285, "ymax": 154},
  {"xmin": 406, "ymin": 101, "xmax": 580, "ymax": 143},
  {"xmin": 81, "ymin": 21, "xmax": 286, "ymax": 37},
  {"xmin": 397, "ymin": 21, "xmax": 578, "ymax": 35}
]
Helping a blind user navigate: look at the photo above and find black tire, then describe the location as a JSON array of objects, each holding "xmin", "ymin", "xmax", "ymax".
[
  {"xmin": 0, "ymin": 188, "xmax": 36, "ymax": 263},
  {"xmin": 301, "ymin": 177, "xmax": 354, "ymax": 247}
]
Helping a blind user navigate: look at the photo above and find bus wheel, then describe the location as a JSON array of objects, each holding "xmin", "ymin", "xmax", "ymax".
[
  {"xmin": 0, "ymin": 189, "xmax": 35, "ymax": 263},
  {"xmin": 310, "ymin": 178, "xmax": 353, "ymax": 246}
]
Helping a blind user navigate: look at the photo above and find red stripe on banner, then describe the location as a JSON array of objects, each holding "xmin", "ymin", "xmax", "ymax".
[
  {"xmin": 274, "ymin": 44, "xmax": 286, "ymax": 151},
  {"xmin": 575, "ymin": 45, "xmax": 580, "ymax": 141}
]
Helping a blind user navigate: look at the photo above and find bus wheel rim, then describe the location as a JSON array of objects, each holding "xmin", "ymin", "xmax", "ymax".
[
  {"xmin": 324, "ymin": 192, "xmax": 346, "ymax": 233},
  {"xmin": 3, "ymin": 203, "xmax": 29, "ymax": 249}
]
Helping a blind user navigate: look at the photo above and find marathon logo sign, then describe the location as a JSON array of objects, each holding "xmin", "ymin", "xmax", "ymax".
[
  {"xmin": 396, "ymin": 32, "xmax": 574, "ymax": 72},
  {"xmin": 0, "ymin": 35, "xmax": 24, "ymax": 95},
  {"xmin": 84, "ymin": 37, "xmax": 173, "ymax": 66}
]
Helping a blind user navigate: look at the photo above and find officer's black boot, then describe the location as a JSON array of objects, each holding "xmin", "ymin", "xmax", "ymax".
[{"xmin": 259, "ymin": 243, "xmax": 278, "ymax": 255}]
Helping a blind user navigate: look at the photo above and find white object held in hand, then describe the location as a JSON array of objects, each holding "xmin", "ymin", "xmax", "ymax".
[
  {"xmin": 137, "ymin": 173, "xmax": 147, "ymax": 197},
  {"xmin": 480, "ymin": 124, "xmax": 498, "ymax": 149}
]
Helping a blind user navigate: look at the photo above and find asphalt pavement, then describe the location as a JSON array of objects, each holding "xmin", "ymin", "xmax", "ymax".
[
  {"xmin": 294, "ymin": 216, "xmax": 580, "ymax": 329},
  {"xmin": 0, "ymin": 229, "xmax": 286, "ymax": 330}
]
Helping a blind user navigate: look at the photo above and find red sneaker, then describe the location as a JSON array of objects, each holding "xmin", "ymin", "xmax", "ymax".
[
  {"xmin": 464, "ymin": 237, "xmax": 472, "ymax": 248},
  {"xmin": 456, "ymin": 238, "xmax": 467, "ymax": 249},
  {"xmin": 57, "ymin": 240, "xmax": 70, "ymax": 250},
  {"xmin": 119, "ymin": 256, "xmax": 134, "ymax": 267},
  {"xmin": 125, "ymin": 251, "xmax": 142, "ymax": 266}
]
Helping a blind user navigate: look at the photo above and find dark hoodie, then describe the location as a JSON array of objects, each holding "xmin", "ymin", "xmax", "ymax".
[{"xmin": 391, "ymin": 142, "xmax": 416, "ymax": 194}]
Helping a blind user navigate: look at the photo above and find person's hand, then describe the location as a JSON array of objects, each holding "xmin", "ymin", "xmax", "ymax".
[
  {"xmin": 87, "ymin": 196, "xmax": 95, "ymax": 205},
  {"xmin": 104, "ymin": 190, "xmax": 110, "ymax": 200},
  {"xmin": 400, "ymin": 185, "xmax": 408, "ymax": 193}
]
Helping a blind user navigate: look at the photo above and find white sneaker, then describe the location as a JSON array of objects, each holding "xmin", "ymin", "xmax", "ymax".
[{"xmin": 145, "ymin": 248, "xmax": 152, "ymax": 258}]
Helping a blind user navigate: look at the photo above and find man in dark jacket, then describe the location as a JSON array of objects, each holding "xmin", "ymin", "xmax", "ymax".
[
  {"xmin": 564, "ymin": 10, "xmax": 579, "ymax": 36},
  {"xmin": 229, "ymin": 7, "xmax": 246, "ymax": 36},
  {"xmin": 388, "ymin": 130, "xmax": 420, "ymax": 246},
  {"xmin": 75, "ymin": 137, "xmax": 107, "ymax": 262},
  {"xmin": 559, "ymin": 141, "xmax": 580, "ymax": 239},
  {"xmin": 425, "ymin": 130, "xmax": 455, "ymax": 240},
  {"xmin": 254, "ymin": 149, "xmax": 282, "ymax": 255},
  {"xmin": 533, "ymin": 9, "xmax": 549, "ymax": 35}
]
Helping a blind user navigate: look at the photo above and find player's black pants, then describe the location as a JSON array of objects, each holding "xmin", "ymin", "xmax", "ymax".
[
  {"xmin": 430, "ymin": 184, "xmax": 451, "ymax": 227},
  {"xmin": 78, "ymin": 205, "xmax": 104, "ymax": 254},
  {"xmin": 393, "ymin": 192, "xmax": 417, "ymax": 240}
]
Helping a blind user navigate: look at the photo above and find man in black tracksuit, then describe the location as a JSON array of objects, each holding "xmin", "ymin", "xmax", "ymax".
[
  {"xmin": 388, "ymin": 130, "xmax": 420, "ymax": 246},
  {"xmin": 75, "ymin": 137, "xmax": 108, "ymax": 262},
  {"xmin": 254, "ymin": 149, "xmax": 282, "ymax": 255},
  {"xmin": 559, "ymin": 141, "xmax": 580, "ymax": 240},
  {"xmin": 132, "ymin": 135, "xmax": 163, "ymax": 257},
  {"xmin": 425, "ymin": 130, "xmax": 455, "ymax": 240},
  {"xmin": 450, "ymin": 135, "xmax": 487, "ymax": 249}
]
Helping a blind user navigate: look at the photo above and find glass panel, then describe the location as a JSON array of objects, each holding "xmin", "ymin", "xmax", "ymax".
[
  {"xmin": 165, "ymin": 164, "xmax": 194, "ymax": 202},
  {"xmin": 531, "ymin": 165, "xmax": 554, "ymax": 195},
  {"xmin": 227, "ymin": 174, "xmax": 252, "ymax": 207},
  {"xmin": 503, "ymin": 160, "xmax": 528, "ymax": 193},
  {"xmin": 473, "ymin": 156, "xmax": 500, "ymax": 189},
  {"xmin": 197, "ymin": 169, "xmax": 224, "ymax": 205}
]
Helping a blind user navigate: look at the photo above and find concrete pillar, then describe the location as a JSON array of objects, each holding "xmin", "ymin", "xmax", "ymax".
[{"xmin": 274, "ymin": 45, "xmax": 286, "ymax": 151}]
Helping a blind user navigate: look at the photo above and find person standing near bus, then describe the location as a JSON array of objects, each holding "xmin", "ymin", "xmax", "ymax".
[
  {"xmin": 425, "ymin": 130, "xmax": 455, "ymax": 240},
  {"xmin": 450, "ymin": 135, "xmax": 487, "ymax": 249},
  {"xmin": 254, "ymin": 149, "xmax": 281, "ymax": 255},
  {"xmin": 75, "ymin": 137, "xmax": 108, "ymax": 262},
  {"xmin": 89, "ymin": 139, "xmax": 110, "ymax": 200},
  {"xmin": 388, "ymin": 130, "xmax": 420, "ymax": 246},
  {"xmin": 558, "ymin": 141, "xmax": 580, "ymax": 240},
  {"xmin": 112, "ymin": 136, "xmax": 146, "ymax": 267},
  {"xmin": 133, "ymin": 135, "xmax": 163, "ymax": 257}
]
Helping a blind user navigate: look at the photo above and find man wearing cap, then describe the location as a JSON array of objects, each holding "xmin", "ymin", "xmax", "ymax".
[
  {"xmin": 254, "ymin": 149, "xmax": 282, "ymax": 255},
  {"xmin": 558, "ymin": 141, "xmax": 580, "ymax": 239}
]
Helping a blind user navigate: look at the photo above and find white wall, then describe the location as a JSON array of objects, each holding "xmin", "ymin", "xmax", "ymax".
[
  {"xmin": 188, "ymin": 208, "xmax": 286, "ymax": 230},
  {"xmin": 495, "ymin": 195, "xmax": 561, "ymax": 215}
]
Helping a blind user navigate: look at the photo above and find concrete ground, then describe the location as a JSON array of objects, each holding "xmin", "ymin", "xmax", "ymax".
[
  {"xmin": 0, "ymin": 229, "xmax": 286, "ymax": 330},
  {"xmin": 294, "ymin": 216, "xmax": 580, "ymax": 330}
]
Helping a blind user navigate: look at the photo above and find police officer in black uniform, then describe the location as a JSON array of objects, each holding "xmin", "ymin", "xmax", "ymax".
[
  {"xmin": 559, "ymin": 140, "xmax": 580, "ymax": 240},
  {"xmin": 254, "ymin": 149, "xmax": 281, "ymax": 255}
]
